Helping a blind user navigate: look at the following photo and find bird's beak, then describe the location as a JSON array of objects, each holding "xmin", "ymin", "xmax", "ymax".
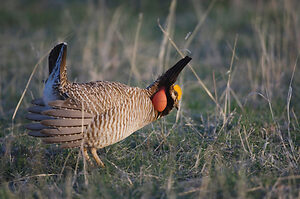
[{"xmin": 175, "ymin": 103, "xmax": 179, "ymax": 110}]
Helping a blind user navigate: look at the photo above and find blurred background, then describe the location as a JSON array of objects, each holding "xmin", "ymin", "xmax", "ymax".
[{"xmin": 0, "ymin": 0, "xmax": 299, "ymax": 198}]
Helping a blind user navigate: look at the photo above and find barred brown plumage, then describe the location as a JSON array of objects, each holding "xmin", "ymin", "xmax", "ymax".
[{"xmin": 25, "ymin": 42, "xmax": 192, "ymax": 166}]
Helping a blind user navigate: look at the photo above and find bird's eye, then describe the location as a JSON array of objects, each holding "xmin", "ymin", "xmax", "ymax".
[{"xmin": 173, "ymin": 84, "xmax": 182, "ymax": 100}]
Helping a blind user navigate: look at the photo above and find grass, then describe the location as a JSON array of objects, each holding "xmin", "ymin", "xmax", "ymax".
[{"xmin": 0, "ymin": 0, "xmax": 299, "ymax": 198}]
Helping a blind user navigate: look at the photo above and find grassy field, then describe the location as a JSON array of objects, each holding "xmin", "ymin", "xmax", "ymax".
[{"xmin": 0, "ymin": 0, "xmax": 299, "ymax": 198}]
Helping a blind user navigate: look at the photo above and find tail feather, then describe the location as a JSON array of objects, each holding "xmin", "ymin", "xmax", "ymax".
[
  {"xmin": 58, "ymin": 43, "xmax": 68, "ymax": 88},
  {"xmin": 43, "ymin": 43, "xmax": 68, "ymax": 105},
  {"xmin": 25, "ymin": 43, "xmax": 88, "ymax": 149},
  {"xmin": 47, "ymin": 42, "xmax": 68, "ymax": 84},
  {"xmin": 48, "ymin": 43, "xmax": 66, "ymax": 75}
]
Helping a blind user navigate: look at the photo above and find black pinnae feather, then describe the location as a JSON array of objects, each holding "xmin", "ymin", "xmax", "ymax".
[
  {"xmin": 147, "ymin": 56, "xmax": 192, "ymax": 96},
  {"xmin": 158, "ymin": 56, "xmax": 191, "ymax": 88}
]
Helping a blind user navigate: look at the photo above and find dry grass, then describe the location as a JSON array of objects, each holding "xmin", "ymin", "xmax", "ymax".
[{"xmin": 0, "ymin": 0, "xmax": 299, "ymax": 198}]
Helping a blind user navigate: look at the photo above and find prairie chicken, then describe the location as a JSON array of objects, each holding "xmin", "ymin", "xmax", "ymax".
[{"xmin": 25, "ymin": 43, "xmax": 192, "ymax": 167}]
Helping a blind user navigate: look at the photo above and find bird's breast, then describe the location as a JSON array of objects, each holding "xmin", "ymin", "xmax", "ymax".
[{"xmin": 86, "ymin": 88, "xmax": 157, "ymax": 148}]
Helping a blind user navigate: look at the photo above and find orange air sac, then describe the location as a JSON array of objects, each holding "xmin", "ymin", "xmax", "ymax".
[{"xmin": 152, "ymin": 88, "xmax": 167, "ymax": 112}]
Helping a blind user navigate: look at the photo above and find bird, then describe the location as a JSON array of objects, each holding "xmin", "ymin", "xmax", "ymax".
[{"xmin": 25, "ymin": 42, "xmax": 192, "ymax": 167}]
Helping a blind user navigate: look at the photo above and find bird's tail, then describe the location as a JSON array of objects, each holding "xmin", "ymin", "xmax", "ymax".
[
  {"xmin": 43, "ymin": 43, "xmax": 68, "ymax": 105},
  {"xmin": 48, "ymin": 42, "xmax": 68, "ymax": 87}
]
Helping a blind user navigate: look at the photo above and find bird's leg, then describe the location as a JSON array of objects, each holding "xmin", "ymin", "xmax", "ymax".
[
  {"xmin": 82, "ymin": 147, "xmax": 94, "ymax": 166},
  {"xmin": 91, "ymin": 147, "xmax": 105, "ymax": 167}
]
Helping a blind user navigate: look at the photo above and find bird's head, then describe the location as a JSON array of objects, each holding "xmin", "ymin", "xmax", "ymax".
[
  {"xmin": 170, "ymin": 84, "xmax": 182, "ymax": 109},
  {"xmin": 148, "ymin": 56, "xmax": 191, "ymax": 117}
]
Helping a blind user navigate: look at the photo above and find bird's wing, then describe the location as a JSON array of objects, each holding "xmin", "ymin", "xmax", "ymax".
[
  {"xmin": 25, "ymin": 98, "xmax": 94, "ymax": 148},
  {"xmin": 25, "ymin": 82, "xmax": 136, "ymax": 148}
]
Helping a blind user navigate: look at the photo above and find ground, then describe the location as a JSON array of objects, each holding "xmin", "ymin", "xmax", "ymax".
[{"xmin": 0, "ymin": 0, "xmax": 299, "ymax": 198}]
